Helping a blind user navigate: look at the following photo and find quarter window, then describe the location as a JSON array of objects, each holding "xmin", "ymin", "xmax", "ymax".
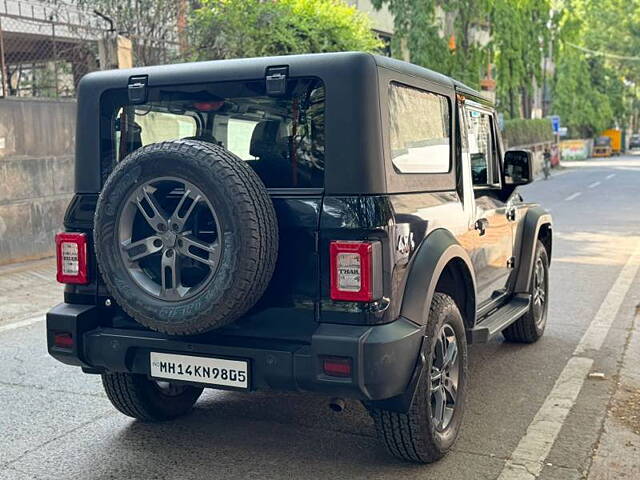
[{"xmin": 389, "ymin": 83, "xmax": 451, "ymax": 174}]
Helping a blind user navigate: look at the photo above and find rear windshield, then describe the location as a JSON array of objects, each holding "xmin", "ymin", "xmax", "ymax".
[{"xmin": 107, "ymin": 78, "xmax": 325, "ymax": 189}]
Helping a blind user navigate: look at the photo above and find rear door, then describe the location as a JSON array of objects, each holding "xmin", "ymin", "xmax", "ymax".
[{"xmin": 462, "ymin": 105, "xmax": 513, "ymax": 307}]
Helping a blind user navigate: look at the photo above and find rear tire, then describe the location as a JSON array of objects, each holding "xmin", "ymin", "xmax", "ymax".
[
  {"xmin": 503, "ymin": 240, "xmax": 549, "ymax": 343},
  {"xmin": 102, "ymin": 372, "xmax": 203, "ymax": 422},
  {"xmin": 368, "ymin": 293, "xmax": 468, "ymax": 463}
]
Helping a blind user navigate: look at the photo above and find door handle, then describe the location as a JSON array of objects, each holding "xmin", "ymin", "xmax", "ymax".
[
  {"xmin": 506, "ymin": 208, "xmax": 517, "ymax": 222},
  {"xmin": 475, "ymin": 218, "xmax": 489, "ymax": 236}
]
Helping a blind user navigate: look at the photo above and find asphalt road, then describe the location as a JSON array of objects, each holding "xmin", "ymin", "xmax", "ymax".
[{"xmin": 1, "ymin": 156, "xmax": 640, "ymax": 480}]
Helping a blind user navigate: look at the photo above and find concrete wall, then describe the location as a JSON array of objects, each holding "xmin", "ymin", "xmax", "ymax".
[{"xmin": 0, "ymin": 98, "xmax": 76, "ymax": 265}]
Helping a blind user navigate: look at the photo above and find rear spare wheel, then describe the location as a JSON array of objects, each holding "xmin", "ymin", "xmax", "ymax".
[{"xmin": 94, "ymin": 140, "xmax": 278, "ymax": 335}]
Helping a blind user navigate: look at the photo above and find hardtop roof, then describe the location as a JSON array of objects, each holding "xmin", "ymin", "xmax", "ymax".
[{"xmin": 79, "ymin": 51, "xmax": 487, "ymax": 103}]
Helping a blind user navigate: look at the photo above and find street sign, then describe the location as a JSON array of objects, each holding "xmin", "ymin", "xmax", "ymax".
[{"xmin": 550, "ymin": 115, "xmax": 561, "ymax": 134}]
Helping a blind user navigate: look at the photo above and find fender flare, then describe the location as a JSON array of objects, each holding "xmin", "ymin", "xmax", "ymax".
[
  {"xmin": 515, "ymin": 207, "xmax": 553, "ymax": 293},
  {"xmin": 400, "ymin": 228, "xmax": 476, "ymax": 326}
]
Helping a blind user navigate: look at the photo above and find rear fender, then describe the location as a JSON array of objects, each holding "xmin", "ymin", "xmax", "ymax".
[
  {"xmin": 400, "ymin": 228, "xmax": 476, "ymax": 326},
  {"xmin": 367, "ymin": 229, "xmax": 476, "ymax": 413}
]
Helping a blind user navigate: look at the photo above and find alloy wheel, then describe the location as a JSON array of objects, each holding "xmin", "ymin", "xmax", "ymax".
[
  {"xmin": 117, "ymin": 177, "xmax": 222, "ymax": 301},
  {"xmin": 532, "ymin": 256, "xmax": 547, "ymax": 327},
  {"xmin": 430, "ymin": 323, "xmax": 460, "ymax": 431}
]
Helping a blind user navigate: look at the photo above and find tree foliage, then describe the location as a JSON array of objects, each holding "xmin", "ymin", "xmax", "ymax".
[
  {"xmin": 189, "ymin": 0, "xmax": 382, "ymax": 60},
  {"xmin": 374, "ymin": 0, "xmax": 550, "ymax": 116},
  {"xmin": 552, "ymin": 0, "xmax": 639, "ymax": 136},
  {"xmin": 375, "ymin": 0, "xmax": 639, "ymax": 135},
  {"xmin": 490, "ymin": 0, "xmax": 550, "ymax": 119},
  {"xmin": 371, "ymin": 0, "xmax": 490, "ymax": 88}
]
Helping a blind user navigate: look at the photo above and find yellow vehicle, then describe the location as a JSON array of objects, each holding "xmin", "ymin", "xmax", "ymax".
[
  {"xmin": 602, "ymin": 128, "xmax": 622, "ymax": 155},
  {"xmin": 592, "ymin": 136, "xmax": 612, "ymax": 157}
]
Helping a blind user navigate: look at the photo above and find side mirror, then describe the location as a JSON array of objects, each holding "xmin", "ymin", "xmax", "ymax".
[{"xmin": 504, "ymin": 150, "xmax": 534, "ymax": 186}]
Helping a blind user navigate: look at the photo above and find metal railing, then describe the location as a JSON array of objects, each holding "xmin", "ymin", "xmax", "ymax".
[{"xmin": 0, "ymin": 0, "xmax": 183, "ymax": 98}]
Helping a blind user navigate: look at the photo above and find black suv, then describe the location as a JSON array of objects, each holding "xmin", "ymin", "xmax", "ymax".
[{"xmin": 47, "ymin": 52, "xmax": 552, "ymax": 463}]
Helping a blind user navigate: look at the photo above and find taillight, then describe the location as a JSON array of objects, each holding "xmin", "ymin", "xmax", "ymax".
[
  {"xmin": 55, "ymin": 232, "xmax": 88, "ymax": 284},
  {"xmin": 330, "ymin": 240, "xmax": 382, "ymax": 302}
]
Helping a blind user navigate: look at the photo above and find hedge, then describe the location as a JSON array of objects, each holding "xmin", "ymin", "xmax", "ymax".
[{"xmin": 502, "ymin": 118, "xmax": 554, "ymax": 148}]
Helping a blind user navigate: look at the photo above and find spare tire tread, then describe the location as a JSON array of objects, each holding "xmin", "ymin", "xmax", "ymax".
[{"xmin": 94, "ymin": 140, "xmax": 278, "ymax": 335}]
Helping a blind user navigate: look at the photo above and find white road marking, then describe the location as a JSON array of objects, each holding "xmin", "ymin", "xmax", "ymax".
[
  {"xmin": 575, "ymin": 241, "xmax": 640, "ymax": 354},
  {"xmin": 498, "ymin": 357, "xmax": 594, "ymax": 480},
  {"xmin": 564, "ymin": 192, "xmax": 582, "ymax": 201},
  {"xmin": 0, "ymin": 314, "xmax": 45, "ymax": 334},
  {"xmin": 588, "ymin": 181, "xmax": 601, "ymax": 188},
  {"xmin": 498, "ymin": 240, "xmax": 640, "ymax": 479},
  {"xmin": 605, "ymin": 174, "xmax": 616, "ymax": 180}
]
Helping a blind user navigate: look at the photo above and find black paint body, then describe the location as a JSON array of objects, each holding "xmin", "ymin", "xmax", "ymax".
[{"xmin": 48, "ymin": 52, "xmax": 552, "ymax": 407}]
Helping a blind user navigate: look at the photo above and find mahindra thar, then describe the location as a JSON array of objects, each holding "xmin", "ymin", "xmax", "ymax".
[{"xmin": 47, "ymin": 52, "xmax": 552, "ymax": 463}]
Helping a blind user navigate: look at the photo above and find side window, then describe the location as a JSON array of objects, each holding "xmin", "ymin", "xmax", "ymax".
[
  {"xmin": 389, "ymin": 83, "xmax": 451, "ymax": 174},
  {"xmin": 466, "ymin": 108, "xmax": 499, "ymax": 187}
]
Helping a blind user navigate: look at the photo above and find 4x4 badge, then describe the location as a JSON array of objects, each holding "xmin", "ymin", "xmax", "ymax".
[{"xmin": 397, "ymin": 231, "xmax": 415, "ymax": 257}]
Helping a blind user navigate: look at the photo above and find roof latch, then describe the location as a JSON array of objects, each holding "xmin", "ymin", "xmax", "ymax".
[
  {"xmin": 265, "ymin": 66, "xmax": 288, "ymax": 96},
  {"xmin": 128, "ymin": 75, "xmax": 148, "ymax": 104}
]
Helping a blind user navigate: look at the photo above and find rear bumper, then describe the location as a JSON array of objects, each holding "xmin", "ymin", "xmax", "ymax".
[{"xmin": 46, "ymin": 303, "xmax": 424, "ymax": 401}]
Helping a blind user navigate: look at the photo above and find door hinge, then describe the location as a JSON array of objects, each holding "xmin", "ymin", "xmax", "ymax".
[
  {"xmin": 507, "ymin": 257, "xmax": 516, "ymax": 269},
  {"xmin": 128, "ymin": 75, "xmax": 148, "ymax": 104}
]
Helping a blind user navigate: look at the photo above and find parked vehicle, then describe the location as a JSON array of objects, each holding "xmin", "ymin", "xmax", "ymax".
[
  {"xmin": 602, "ymin": 128, "xmax": 622, "ymax": 155},
  {"xmin": 47, "ymin": 52, "xmax": 552, "ymax": 464},
  {"xmin": 593, "ymin": 136, "xmax": 613, "ymax": 157},
  {"xmin": 629, "ymin": 133, "xmax": 640, "ymax": 151}
]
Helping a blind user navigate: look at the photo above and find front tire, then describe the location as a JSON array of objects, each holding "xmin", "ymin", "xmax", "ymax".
[
  {"xmin": 369, "ymin": 293, "xmax": 468, "ymax": 463},
  {"xmin": 102, "ymin": 372, "xmax": 203, "ymax": 422},
  {"xmin": 503, "ymin": 240, "xmax": 549, "ymax": 343}
]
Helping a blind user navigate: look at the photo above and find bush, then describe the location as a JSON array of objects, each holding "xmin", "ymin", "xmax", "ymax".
[
  {"xmin": 189, "ymin": 0, "xmax": 383, "ymax": 60},
  {"xmin": 502, "ymin": 118, "xmax": 554, "ymax": 148}
]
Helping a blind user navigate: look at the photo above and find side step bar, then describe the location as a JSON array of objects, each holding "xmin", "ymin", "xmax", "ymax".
[{"xmin": 469, "ymin": 294, "xmax": 531, "ymax": 343}]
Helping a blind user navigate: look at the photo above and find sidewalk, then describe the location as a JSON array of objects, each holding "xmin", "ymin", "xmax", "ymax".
[
  {"xmin": 587, "ymin": 306, "xmax": 640, "ymax": 479},
  {"xmin": 0, "ymin": 257, "xmax": 61, "ymax": 328}
]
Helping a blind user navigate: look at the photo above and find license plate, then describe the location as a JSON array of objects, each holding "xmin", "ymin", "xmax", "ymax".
[{"xmin": 150, "ymin": 352, "xmax": 249, "ymax": 389}]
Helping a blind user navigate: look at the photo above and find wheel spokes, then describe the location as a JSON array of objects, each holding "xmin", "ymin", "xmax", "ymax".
[
  {"xmin": 432, "ymin": 387, "xmax": 446, "ymax": 427},
  {"xmin": 119, "ymin": 177, "xmax": 223, "ymax": 302},
  {"xmin": 442, "ymin": 336, "xmax": 458, "ymax": 370},
  {"xmin": 160, "ymin": 250, "xmax": 182, "ymax": 298},
  {"xmin": 444, "ymin": 381, "xmax": 457, "ymax": 403},
  {"xmin": 178, "ymin": 235, "xmax": 218, "ymax": 266},
  {"xmin": 430, "ymin": 323, "xmax": 460, "ymax": 431},
  {"xmin": 121, "ymin": 236, "xmax": 163, "ymax": 262},
  {"xmin": 135, "ymin": 186, "xmax": 168, "ymax": 232},
  {"xmin": 169, "ymin": 188, "xmax": 202, "ymax": 231}
]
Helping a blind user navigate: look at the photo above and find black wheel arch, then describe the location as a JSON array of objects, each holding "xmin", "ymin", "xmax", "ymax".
[
  {"xmin": 400, "ymin": 228, "xmax": 477, "ymax": 331},
  {"xmin": 515, "ymin": 207, "xmax": 552, "ymax": 294}
]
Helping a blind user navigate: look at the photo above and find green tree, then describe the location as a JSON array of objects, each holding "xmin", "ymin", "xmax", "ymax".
[
  {"xmin": 189, "ymin": 0, "xmax": 382, "ymax": 60},
  {"xmin": 550, "ymin": 0, "xmax": 638, "ymax": 136},
  {"xmin": 491, "ymin": 0, "xmax": 551, "ymax": 119},
  {"xmin": 372, "ymin": 0, "xmax": 491, "ymax": 88}
]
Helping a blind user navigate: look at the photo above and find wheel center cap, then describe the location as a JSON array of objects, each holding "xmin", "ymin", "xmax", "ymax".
[{"xmin": 162, "ymin": 232, "xmax": 177, "ymax": 248}]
